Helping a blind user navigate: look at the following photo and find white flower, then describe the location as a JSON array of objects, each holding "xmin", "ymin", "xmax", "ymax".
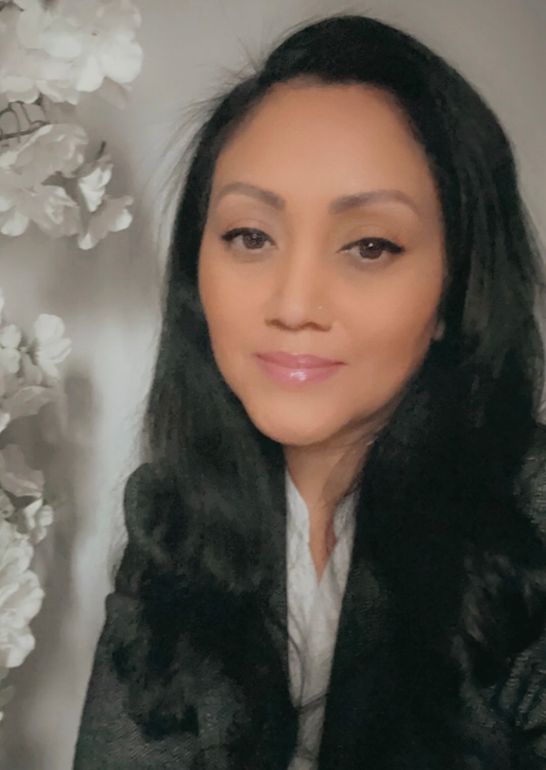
[
  {"xmin": 0, "ymin": 445, "xmax": 44, "ymax": 499},
  {"xmin": 77, "ymin": 152, "xmax": 113, "ymax": 213},
  {"xmin": 0, "ymin": 140, "xmax": 133, "ymax": 246},
  {"xmin": 72, "ymin": 149, "xmax": 133, "ymax": 248},
  {"xmin": 18, "ymin": 498, "xmax": 53, "ymax": 545},
  {"xmin": 16, "ymin": 1, "xmax": 84, "ymax": 61},
  {"xmin": 1, "ymin": 0, "xmax": 143, "ymax": 105},
  {"xmin": 0, "ymin": 323, "xmax": 22, "ymax": 375},
  {"xmin": 60, "ymin": 0, "xmax": 143, "ymax": 96},
  {"xmin": 31, "ymin": 314, "xmax": 71, "ymax": 380},
  {"xmin": 78, "ymin": 194, "xmax": 132, "ymax": 250},
  {"xmin": 0, "ymin": 172, "xmax": 31, "ymax": 236},
  {"xmin": 0, "ymin": 380, "xmax": 56, "ymax": 439},
  {"xmin": 0, "ymin": 172, "xmax": 82, "ymax": 238},
  {"xmin": 2, "ymin": 385, "xmax": 56, "ymax": 422},
  {"xmin": 0, "ymin": 324, "xmax": 22, "ymax": 350},
  {"xmin": 0, "ymin": 5, "xmax": 76, "ymax": 104},
  {"xmin": 0, "ymin": 124, "xmax": 88, "ymax": 186},
  {"xmin": 0, "ymin": 519, "xmax": 44, "ymax": 669},
  {"xmin": 25, "ymin": 184, "xmax": 81, "ymax": 237},
  {"xmin": 0, "ymin": 314, "xmax": 23, "ymax": 397},
  {"xmin": 0, "ymin": 204, "xmax": 30, "ymax": 236}
]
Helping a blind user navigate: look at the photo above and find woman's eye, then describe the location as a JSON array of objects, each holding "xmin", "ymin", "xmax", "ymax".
[
  {"xmin": 342, "ymin": 237, "xmax": 403, "ymax": 263},
  {"xmin": 220, "ymin": 229, "xmax": 403, "ymax": 263},
  {"xmin": 221, "ymin": 227, "xmax": 272, "ymax": 251}
]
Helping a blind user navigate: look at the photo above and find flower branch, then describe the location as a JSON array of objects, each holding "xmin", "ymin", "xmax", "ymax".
[
  {"xmin": 0, "ymin": 100, "xmax": 48, "ymax": 142},
  {"xmin": 0, "ymin": 289, "xmax": 71, "ymax": 721},
  {"xmin": 0, "ymin": 0, "xmax": 142, "ymax": 723},
  {"xmin": 0, "ymin": 0, "xmax": 143, "ymax": 248}
]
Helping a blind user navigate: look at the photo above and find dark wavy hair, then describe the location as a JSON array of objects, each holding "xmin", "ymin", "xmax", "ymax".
[{"xmin": 113, "ymin": 12, "xmax": 546, "ymax": 767}]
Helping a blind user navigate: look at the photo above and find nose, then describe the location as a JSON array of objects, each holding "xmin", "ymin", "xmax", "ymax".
[{"xmin": 265, "ymin": 245, "xmax": 331, "ymax": 331}]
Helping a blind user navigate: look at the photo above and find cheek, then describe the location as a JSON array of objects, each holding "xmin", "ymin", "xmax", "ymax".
[
  {"xmin": 350, "ymin": 265, "xmax": 443, "ymax": 382},
  {"xmin": 198, "ymin": 256, "xmax": 253, "ymax": 364}
]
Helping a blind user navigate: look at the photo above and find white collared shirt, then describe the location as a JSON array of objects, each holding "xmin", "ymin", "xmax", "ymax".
[{"xmin": 285, "ymin": 468, "xmax": 357, "ymax": 770}]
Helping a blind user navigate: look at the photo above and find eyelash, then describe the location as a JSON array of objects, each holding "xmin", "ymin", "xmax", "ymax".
[{"xmin": 219, "ymin": 227, "xmax": 404, "ymax": 263}]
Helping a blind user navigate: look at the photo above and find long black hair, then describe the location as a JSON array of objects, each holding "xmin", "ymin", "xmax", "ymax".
[{"xmin": 113, "ymin": 12, "xmax": 546, "ymax": 767}]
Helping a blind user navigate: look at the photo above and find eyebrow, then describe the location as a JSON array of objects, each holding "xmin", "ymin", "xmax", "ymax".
[{"xmin": 211, "ymin": 181, "xmax": 421, "ymax": 216}]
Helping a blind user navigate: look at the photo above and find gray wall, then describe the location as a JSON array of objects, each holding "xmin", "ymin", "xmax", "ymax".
[{"xmin": 0, "ymin": 1, "xmax": 544, "ymax": 767}]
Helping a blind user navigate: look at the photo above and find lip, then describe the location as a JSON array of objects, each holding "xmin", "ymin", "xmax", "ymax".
[
  {"xmin": 255, "ymin": 351, "xmax": 344, "ymax": 368},
  {"xmin": 254, "ymin": 352, "xmax": 345, "ymax": 386}
]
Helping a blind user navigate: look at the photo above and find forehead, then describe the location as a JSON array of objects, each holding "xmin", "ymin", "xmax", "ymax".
[{"xmin": 211, "ymin": 81, "xmax": 439, "ymax": 213}]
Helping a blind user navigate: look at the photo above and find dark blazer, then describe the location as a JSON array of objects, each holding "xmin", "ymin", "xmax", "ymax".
[{"xmin": 73, "ymin": 429, "xmax": 546, "ymax": 769}]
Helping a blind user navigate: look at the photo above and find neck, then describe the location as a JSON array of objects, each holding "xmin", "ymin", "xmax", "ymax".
[
  {"xmin": 284, "ymin": 431, "xmax": 374, "ymax": 517},
  {"xmin": 284, "ymin": 430, "xmax": 376, "ymax": 580}
]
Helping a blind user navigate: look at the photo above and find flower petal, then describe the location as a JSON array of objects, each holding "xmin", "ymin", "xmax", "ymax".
[
  {"xmin": 78, "ymin": 195, "xmax": 132, "ymax": 250},
  {"xmin": 72, "ymin": 54, "xmax": 105, "ymax": 92},
  {"xmin": 98, "ymin": 39, "xmax": 142, "ymax": 84},
  {"xmin": 0, "ymin": 412, "xmax": 10, "ymax": 435},
  {"xmin": 0, "ymin": 349, "xmax": 21, "ymax": 375},
  {"xmin": 0, "ymin": 325, "xmax": 22, "ymax": 351},
  {"xmin": 2, "ymin": 386, "xmax": 55, "ymax": 421},
  {"xmin": 77, "ymin": 154, "xmax": 113, "ymax": 213},
  {"xmin": 32, "ymin": 314, "xmax": 71, "ymax": 379},
  {"xmin": 0, "ymin": 210, "xmax": 30, "ymax": 237}
]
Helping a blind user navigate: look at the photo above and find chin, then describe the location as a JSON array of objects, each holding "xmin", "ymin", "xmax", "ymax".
[{"xmin": 242, "ymin": 406, "xmax": 340, "ymax": 447}]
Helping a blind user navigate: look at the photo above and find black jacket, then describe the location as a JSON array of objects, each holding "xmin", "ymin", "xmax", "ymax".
[{"xmin": 73, "ymin": 429, "xmax": 546, "ymax": 769}]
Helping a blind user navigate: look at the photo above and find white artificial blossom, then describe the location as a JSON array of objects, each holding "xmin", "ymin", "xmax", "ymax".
[
  {"xmin": 0, "ymin": 289, "xmax": 71, "ymax": 721},
  {"xmin": 0, "ymin": 0, "xmax": 142, "ymax": 249},
  {"xmin": 0, "ymin": 0, "xmax": 142, "ymax": 721}
]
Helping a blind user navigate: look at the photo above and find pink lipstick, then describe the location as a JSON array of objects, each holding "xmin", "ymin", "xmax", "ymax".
[{"xmin": 254, "ymin": 351, "xmax": 345, "ymax": 386}]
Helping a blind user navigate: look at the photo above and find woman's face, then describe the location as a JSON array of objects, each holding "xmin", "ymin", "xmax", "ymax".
[{"xmin": 198, "ymin": 81, "xmax": 445, "ymax": 449}]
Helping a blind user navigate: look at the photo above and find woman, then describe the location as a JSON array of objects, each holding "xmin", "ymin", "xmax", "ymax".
[{"xmin": 73, "ymin": 13, "xmax": 546, "ymax": 770}]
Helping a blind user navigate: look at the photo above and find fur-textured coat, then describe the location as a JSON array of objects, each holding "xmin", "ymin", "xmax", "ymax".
[{"xmin": 73, "ymin": 427, "xmax": 546, "ymax": 769}]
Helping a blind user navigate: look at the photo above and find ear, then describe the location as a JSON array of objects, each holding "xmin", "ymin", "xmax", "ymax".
[{"xmin": 433, "ymin": 318, "xmax": 445, "ymax": 341}]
